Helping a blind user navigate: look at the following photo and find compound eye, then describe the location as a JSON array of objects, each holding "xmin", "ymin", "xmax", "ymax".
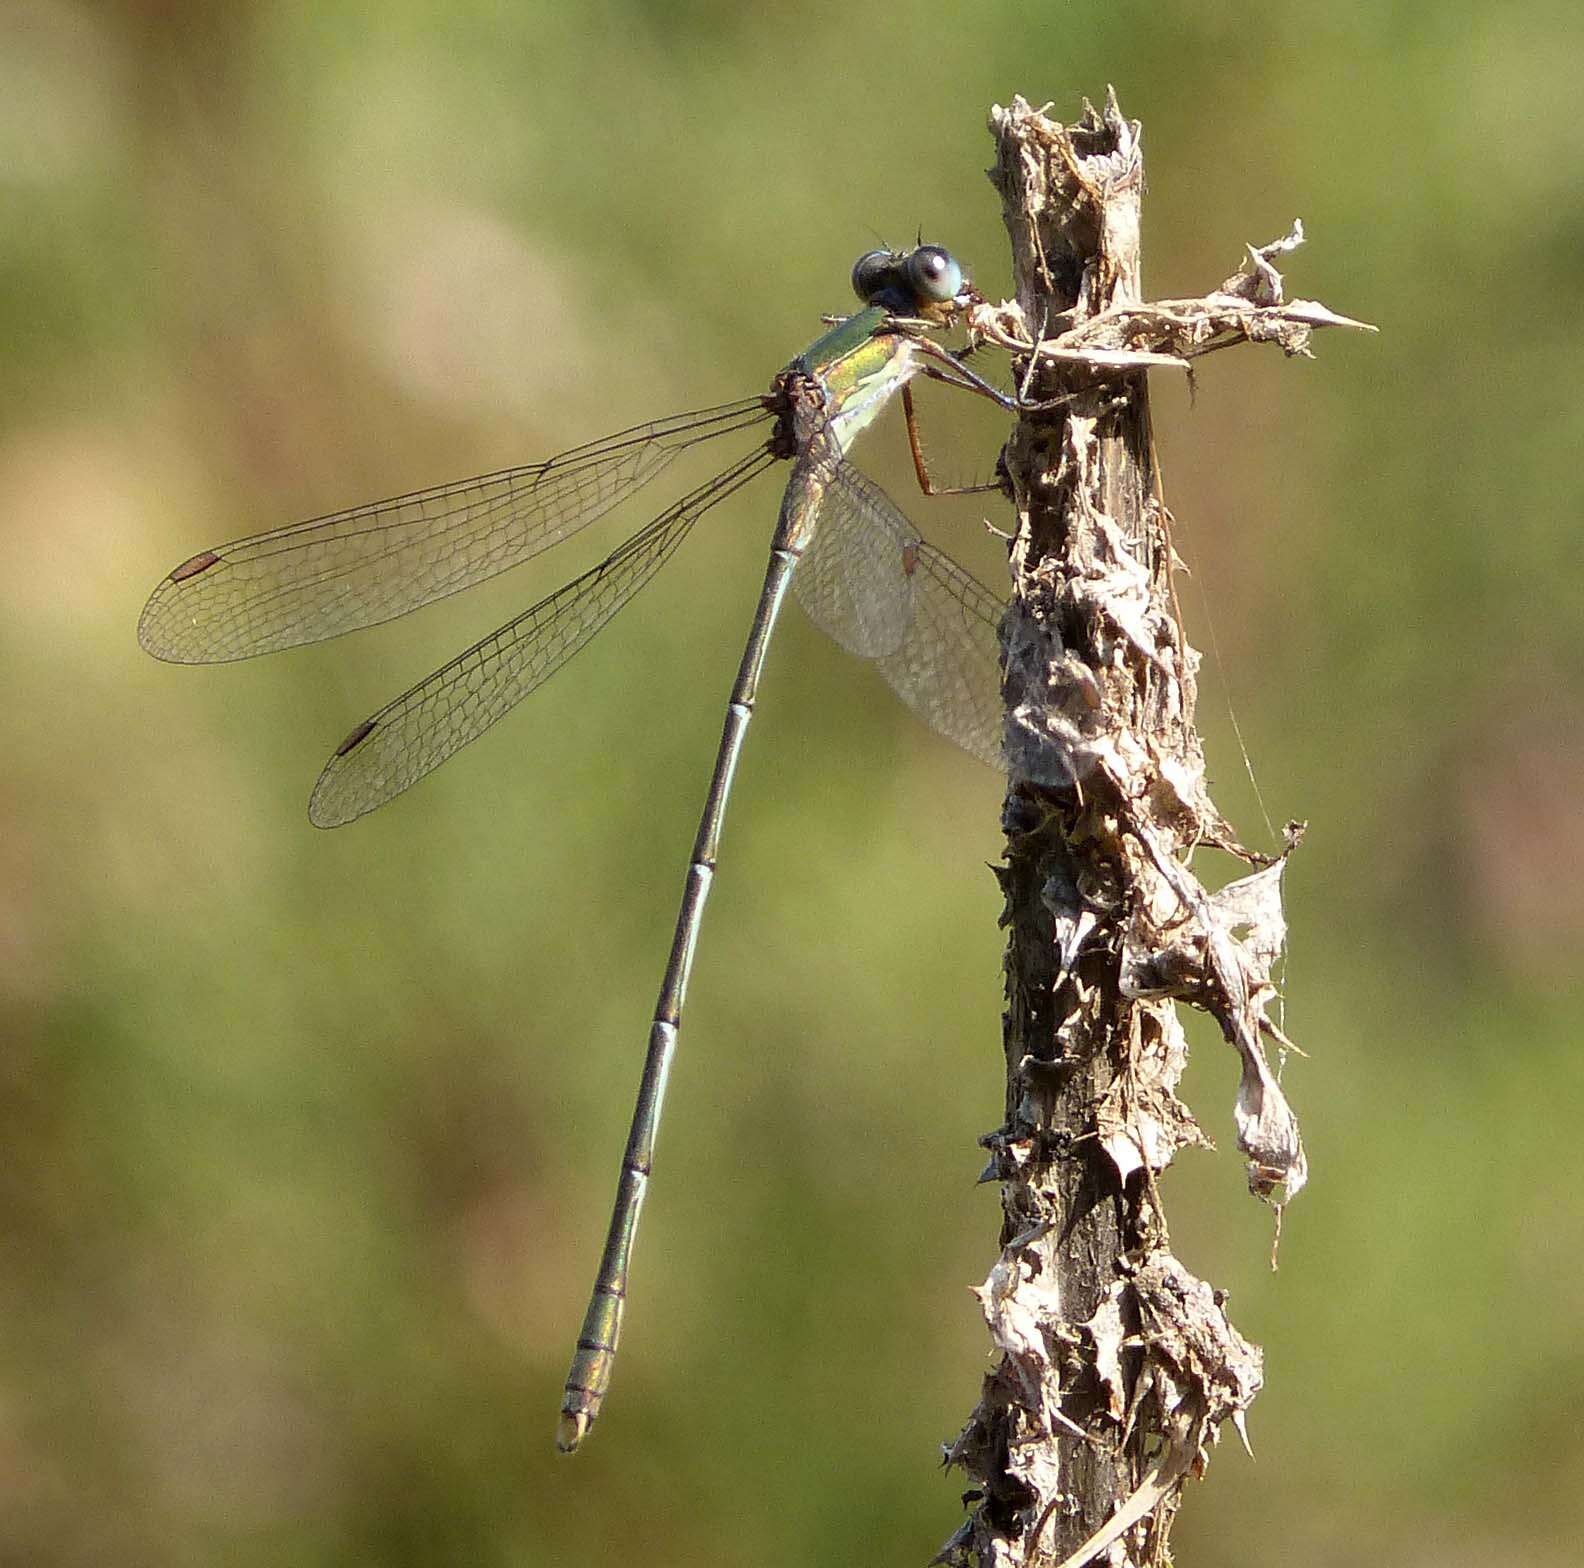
[
  {"xmin": 904, "ymin": 245, "xmax": 964, "ymax": 305},
  {"xmin": 851, "ymin": 248, "xmax": 897, "ymax": 303}
]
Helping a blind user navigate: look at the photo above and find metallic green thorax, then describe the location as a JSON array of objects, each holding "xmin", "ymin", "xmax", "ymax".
[
  {"xmin": 790, "ymin": 305, "xmax": 927, "ymax": 455},
  {"xmin": 792, "ymin": 304, "xmax": 891, "ymax": 376},
  {"xmin": 765, "ymin": 308, "xmax": 926, "ymax": 559}
]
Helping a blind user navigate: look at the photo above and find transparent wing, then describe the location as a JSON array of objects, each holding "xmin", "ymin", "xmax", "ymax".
[
  {"xmin": 139, "ymin": 397, "xmax": 774, "ymax": 664},
  {"xmin": 309, "ymin": 446, "xmax": 777, "ymax": 828},
  {"xmin": 791, "ymin": 461, "xmax": 916, "ymax": 658},
  {"xmin": 798, "ymin": 459, "xmax": 1006, "ymax": 770}
]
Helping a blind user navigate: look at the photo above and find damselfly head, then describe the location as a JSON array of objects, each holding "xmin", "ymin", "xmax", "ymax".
[{"xmin": 851, "ymin": 243, "xmax": 969, "ymax": 321}]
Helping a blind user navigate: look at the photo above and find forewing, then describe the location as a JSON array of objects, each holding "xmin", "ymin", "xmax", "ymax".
[
  {"xmin": 792, "ymin": 463, "xmax": 916, "ymax": 658},
  {"xmin": 308, "ymin": 446, "xmax": 777, "ymax": 827},
  {"xmin": 805, "ymin": 460, "xmax": 1006, "ymax": 770},
  {"xmin": 139, "ymin": 398, "xmax": 772, "ymax": 663}
]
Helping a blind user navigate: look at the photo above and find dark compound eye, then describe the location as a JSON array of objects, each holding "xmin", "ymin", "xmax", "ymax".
[
  {"xmin": 851, "ymin": 248, "xmax": 899, "ymax": 304},
  {"xmin": 904, "ymin": 245, "xmax": 964, "ymax": 305}
]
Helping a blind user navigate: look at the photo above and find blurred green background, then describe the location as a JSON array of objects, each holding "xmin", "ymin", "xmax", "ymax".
[{"xmin": 3, "ymin": 1, "xmax": 1579, "ymax": 1564}]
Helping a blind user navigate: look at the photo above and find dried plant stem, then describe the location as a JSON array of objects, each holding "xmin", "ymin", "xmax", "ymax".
[{"xmin": 939, "ymin": 91, "xmax": 1366, "ymax": 1568}]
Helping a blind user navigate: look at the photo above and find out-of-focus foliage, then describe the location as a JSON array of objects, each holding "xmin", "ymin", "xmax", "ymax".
[{"xmin": 1, "ymin": 2, "xmax": 1579, "ymax": 1564}]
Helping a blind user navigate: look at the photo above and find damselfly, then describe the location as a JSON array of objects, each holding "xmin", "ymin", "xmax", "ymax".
[{"xmin": 139, "ymin": 242, "xmax": 1022, "ymax": 1449}]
